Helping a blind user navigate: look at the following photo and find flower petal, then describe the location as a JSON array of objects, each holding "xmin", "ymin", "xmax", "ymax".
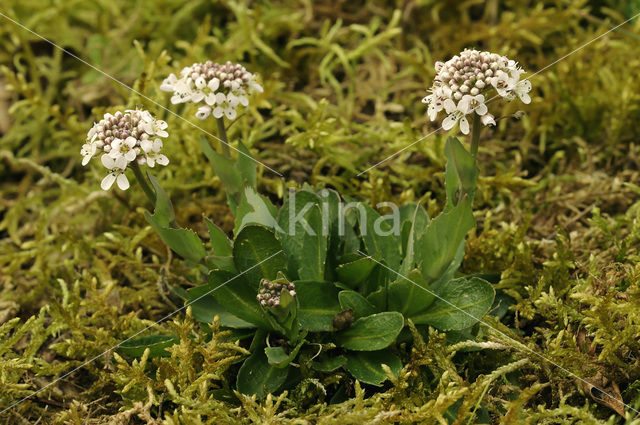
[
  {"xmin": 212, "ymin": 106, "xmax": 224, "ymax": 118},
  {"xmin": 460, "ymin": 117, "xmax": 470, "ymax": 135},
  {"xmin": 116, "ymin": 173, "xmax": 130, "ymax": 190},
  {"xmin": 208, "ymin": 78, "xmax": 220, "ymax": 91},
  {"xmin": 442, "ymin": 114, "xmax": 457, "ymax": 130},
  {"xmin": 101, "ymin": 173, "xmax": 116, "ymax": 190},
  {"xmin": 101, "ymin": 154, "xmax": 115, "ymax": 169},
  {"xmin": 156, "ymin": 154, "xmax": 169, "ymax": 166}
]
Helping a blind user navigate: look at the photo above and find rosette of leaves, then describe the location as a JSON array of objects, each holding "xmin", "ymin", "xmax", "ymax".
[{"xmin": 129, "ymin": 136, "xmax": 495, "ymax": 397}]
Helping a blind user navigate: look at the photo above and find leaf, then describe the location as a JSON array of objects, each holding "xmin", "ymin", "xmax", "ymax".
[
  {"xmin": 335, "ymin": 312, "xmax": 404, "ymax": 351},
  {"xmin": 358, "ymin": 203, "xmax": 402, "ymax": 270},
  {"xmin": 444, "ymin": 136, "xmax": 478, "ymax": 210},
  {"xmin": 295, "ymin": 280, "xmax": 341, "ymax": 331},
  {"xmin": 264, "ymin": 339, "xmax": 304, "ymax": 368},
  {"xmin": 338, "ymin": 290, "xmax": 376, "ymax": 318},
  {"xmin": 336, "ymin": 255, "xmax": 377, "ymax": 287},
  {"xmin": 119, "ymin": 334, "xmax": 178, "ymax": 358},
  {"xmin": 411, "ymin": 276, "xmax": 495, "ymax": 330},
  {"xmin": 208, "ymin": 270, "xmax": 273, "ymax": 329},
  {"xmin": 232, "ymin": 225, "xmax": 286, "ymax": 286},
  {"xmin": 204, "ymin": 217, "xmax": 232, "ymax": 257},
  {"xmin": 399, "ymin": 204, "xmax": 430, "ymax": 275},
  {"xmin": 184, "ymin": 283, "xmax": 255, "ymax": 328},
  {"xmin": 237, "ymin": 351, "xmax": 288, "ymax": 397},
  {"xmin": 415, "ymin": 196, "xmax": 475, "ymax": 283},
  {"xmin": 276, "ymin": 191, "xmax": 327, "ymax": 280},
  {"xmin": 312, "ymin": 355, "xmax": 347, "ymax": 373},
  {"xmin": 344, "ymin": 350, "xmax": 402, "ymax": 386},
  {"xmin": 147, "ymin": 173, "xmax": 175, "ymax": 226},
  {"xmin": 234, "ymin": 187, "xmax": 279, "ymax": 235},
  {"xmin": 387, "ymin": 269, "xmax": 435, "ymax": 318},
  {"xmin": 200, "ymin": 135, "xmax": 243, "ymax": 198},
  {"xmin": 237, "ymin": 140, "xmax": 257, "ymax": 189},
  {"xmin": 145, "ymin": 212, "xmax": 207, "ymax": 263}
]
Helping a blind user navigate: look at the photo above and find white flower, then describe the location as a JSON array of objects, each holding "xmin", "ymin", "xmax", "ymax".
[
  {"xmin": 228, "ymin": 81, "xmax": 249, "ymax": 107},
  {"xmin": 100, "ymin": 155, "xmax": 129, "ymax": 190},
  {"xmin": 109, "ymin": 136, "xmax": 138, "ymax": 162},
  {"xmin": 491, "ymin": 70, "xmax": 514, "ymax": 98},
  {"xmin": 170, "ymin": 79, "xmax": 193, "ymax": 104},
  {"xmin": 481, "ymin": 113, "xmax": 496, "ymax": 126},
  {"xmin": 160, "ymin": 73, "xmax": 178, "ymax": 92},
  {"xmin": 212, "ymin": 92, "xmax": 239, "ymax": 120},
  {"xmin": 196, "ymin": 105, "xmax": 212, "ymax": 120},
  {"xmin": 204, "ymin": 78, "xmax": 221, "ymax": 105},
  {"xmin": 140, "ymin": 114, "xmax": 169, "ymax": 138},
  {"xmin": 140, "ymin": 138, "xmax": 169, "ymax": 167},
  {"xmin": 80, "ymin": 142, "xmax": 97, "ymax": 166},
  {"xmin": 513, "ymin": 79, "xmax": 532, "ymax": 104},
  {"xmin": 458, "ymin": 94, "xmax": 487, "ymax": 116},
  {"xmin": 442, "ymin": 99, "xmax": 470, "ymax": 134}
]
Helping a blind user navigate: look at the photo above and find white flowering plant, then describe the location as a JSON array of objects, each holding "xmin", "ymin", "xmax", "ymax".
[
  {"xmin": 422, "ymin": 48, "xmax": 531, "ymax": 156},
  {"xmin": 81, "ymin": 52, "xmax": 530, "ymax": 397}
]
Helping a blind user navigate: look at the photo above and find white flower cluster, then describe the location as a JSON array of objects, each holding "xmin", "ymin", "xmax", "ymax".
[
  {"xmin": 160, "ymin": 61, "xmax": 263, "ymax": 121},
  {"xmin": 422, "ymin": 48, "xmax": 532, "ymax": 134},
  {"xmin": 81, "ymin": 109, "xmax": 169, "ymax": 191}
]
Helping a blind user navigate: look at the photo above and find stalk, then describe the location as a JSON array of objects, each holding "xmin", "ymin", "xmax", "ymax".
[
  {"xmin": 216, "ymin": 117, "xmax": 232, "ymax": 159},
  {"xmin": 470, "ymin": 113, "xmax": 481, "ymax": 159},
  {"xmin": 130, "ymin": 161, "xmax": 156, "ymax": 206}
]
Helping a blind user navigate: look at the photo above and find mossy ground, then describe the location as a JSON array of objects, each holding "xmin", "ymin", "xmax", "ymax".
[{"xmin": 1, "ymin": 0, "xmax": 640, "ymax": 423}]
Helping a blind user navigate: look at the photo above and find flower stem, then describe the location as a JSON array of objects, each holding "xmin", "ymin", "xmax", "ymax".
[
  {"xmin": 470, "ymin": 113, "xmax": 481, "ymax": 158},
  {"xmin": 130, "ymin": 161, "xmax": 156, "ymax": 206},
  {"xmin": 216, "ymin": 117, "xmax": 232, "ymax": 159}
]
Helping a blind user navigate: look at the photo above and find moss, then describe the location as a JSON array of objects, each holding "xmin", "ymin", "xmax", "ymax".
[{"xmin": 2, "ymin": 0, "xmax": 640, "ymax": 423}]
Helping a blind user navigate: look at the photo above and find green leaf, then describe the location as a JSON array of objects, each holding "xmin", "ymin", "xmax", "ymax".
[
  {"xmin": 184, "ymin": 284, "xmax": 255, "ymax": 328},
  {"xmin": 344, "ymin": 350, "xmax": 402, "ymax": 386},
  {"xmin": 295, "ymin": 280, "xmax": 341, "ymax": 331},
  {"xmin": 411, "ymin": 276, "xmax": 495, "ymax": 330},
  {"xmin": 336, "ymin": 312, "xmax": 404, "ymax": 351},
  {"xmin": 233, "ymin": 225, "xmax": 286, "ymax": 286},
  {"xmin": 338, "ymin": 290, "xmax": 376, "ymax": 318},
  {"xmin": 312, "ymin": 355, "xmax": 347, "ymax": 373},
  {"xmin": 237, "ymin": 141, "xmax": 257, "ymax": 189},
  {"xmin": 264, "ymin": 339, "xmax": 304, "ymax": 368},
  {"xmin": 336, "ymin": 255, "xmax": 377, "ymax": 287},
  {"xmin": 234, "ymin": 187, "xmax": 279, "ymax": 235},
  {"xmin": 387, "ymin": 269, "xmax": 435, "ymax": 318},
  {"xmin": 147, "ymin": 173, "xmax": 175, "ymax": 226},
  {"xmin": 119, "ymin": 334, "xmax": 178, "ymax": 358},
  {"xmin": 144, "ymin": 175, "xmax": 207, "ymax": 263},
  {"xmin": 276, "ymin": 191, "xmax": 327, "ymax": 281},
  {"xmin": 399, "ymin": 204, "xmax": 430, "ymax": 275},
  {"xmin": 204, "ymin": 217, "xmax": 232, "ymax": 257},
  {"xmin": 444, "ymin": 136, "xmax": 478, "ymax": 210},
  {"xmin": 208, "ymin": 270, "xmax": 273, "ymax": 329},
  {"xmin": 358, "ymin": 203, "xmax": 402, "ymax": 270},
  {"xmin": 415, "ymin": 196, "xmax": 474, "ymax": 283},
  {"xmin": 145, "ymin": 212, "xmax": 207, "ymax": 263},
  {"xmin": 200, "ymin": 135, "xmax": 243, "ymax": 199},
  {"xmin": 237, "ymin": 352, "xmax": 288, "ymax": 397}
]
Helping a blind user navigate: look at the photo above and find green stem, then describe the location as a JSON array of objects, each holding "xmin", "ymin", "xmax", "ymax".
[
  {"xmin": 130, "ymin": 161, "xmax": 156, "ymax": 206},
  {"xmin": 470, "ymin": 113, "xmax": 481, "ymax": 159},
  {"xmin": 216, "ymin": 117, "xmax": 232, "ymax": 159}
]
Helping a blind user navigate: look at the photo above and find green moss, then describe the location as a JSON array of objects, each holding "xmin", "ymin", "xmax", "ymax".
[{"xmin": 2, "ymin": 0, "xmax": 640, "ymax": 423}]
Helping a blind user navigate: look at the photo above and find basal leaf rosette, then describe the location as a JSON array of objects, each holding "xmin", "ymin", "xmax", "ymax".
[
  {"xmin": 81, "ymin": 109, "xmax": 170, "ymax": 190},
  {"xmin": 160, "ymin": 61, "xmax": 263, "ymax": 121},
  {"xmin": 422, "ymin": 48, "xmax": 532, "ymax": 134}
]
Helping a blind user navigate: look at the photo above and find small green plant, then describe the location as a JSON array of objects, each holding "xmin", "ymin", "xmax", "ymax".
[{"xmin": 81, "ymin": 52, "xmax": 532, "ymax": 397}]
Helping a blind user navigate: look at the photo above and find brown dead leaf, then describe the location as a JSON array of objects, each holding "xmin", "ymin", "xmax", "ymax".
[{"xmin": 580, "ymin": 372, "xmax": 625, "ymax": 417}]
